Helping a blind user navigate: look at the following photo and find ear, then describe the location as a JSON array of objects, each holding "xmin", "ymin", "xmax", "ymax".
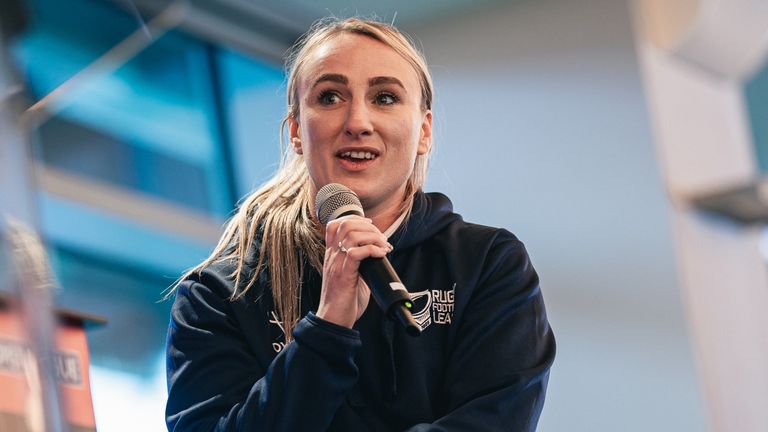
[
  {"xmin": 288, "ymin": 117, "xmax": 302, "ymax": 155},
  {"xmin": 417, "ymin": 110, "xmax": 432, "ymax": 155}
]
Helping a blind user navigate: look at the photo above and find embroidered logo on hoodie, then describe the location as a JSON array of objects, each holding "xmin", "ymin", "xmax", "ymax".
[
  {"xmin": 268, "ymin": 310, "xmax": 287, "ymax": 353},
  {"xmin": 409, "ymin": 283, "xmax": 455, "ymax": 331}
]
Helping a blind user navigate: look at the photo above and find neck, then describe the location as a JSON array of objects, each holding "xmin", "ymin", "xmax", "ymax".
[{"xmin": 361, "ymin": 193, "xmax": 407, "ymax": 234}]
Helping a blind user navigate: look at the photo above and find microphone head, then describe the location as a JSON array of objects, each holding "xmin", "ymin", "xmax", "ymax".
[{"xmin": 316, "ymin": 183, "xmax": 364, "ymax": 225}]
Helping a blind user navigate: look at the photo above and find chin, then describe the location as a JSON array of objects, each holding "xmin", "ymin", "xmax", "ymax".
[
  {"xmin": 361, "ymin": 185, "xmax": 408, "ymax": 211},
  {"xmin": 346, "ymin": 183, "xmax": 373, "ymax": 200}
]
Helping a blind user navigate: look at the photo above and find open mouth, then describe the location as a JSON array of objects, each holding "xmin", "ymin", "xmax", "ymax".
[
  {"xmin": 335, "ymin": 149, "xmax": 380, "ymax": 171},
  {"xmin": 336, "ymin": 150, "xmax": 379, "ymax": 161}
]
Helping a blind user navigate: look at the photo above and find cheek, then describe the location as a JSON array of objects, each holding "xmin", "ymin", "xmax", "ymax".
[
  {"xmin": 302, "ymin": 111, "xmax": 338, "ymax": 143},
  {"xmin": 386, "ymin": 125, "xmax": 421, "ymax": 178},
  {"xmin": 298, "ymin": 115, "xmax": 335, "ymax": 177},
  {"xmin": 391, "ymin": 118, "xmax": 425, "ymax": 155}
]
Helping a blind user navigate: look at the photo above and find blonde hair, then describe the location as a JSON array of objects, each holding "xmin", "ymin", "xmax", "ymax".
[{"xmin": 176, "ymin": 17, "xmax": 434, "ymax": 341}]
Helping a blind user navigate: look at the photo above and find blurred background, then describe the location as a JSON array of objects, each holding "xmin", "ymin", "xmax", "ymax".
[{"xmin": 1, "ymin": 0, "xmax": 767, "ymax": 430}]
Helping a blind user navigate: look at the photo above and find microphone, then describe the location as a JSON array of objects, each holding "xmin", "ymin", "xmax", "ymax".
[{"xmin": 316, "ymin": 183, "xmax": 422, "ymax": 337}]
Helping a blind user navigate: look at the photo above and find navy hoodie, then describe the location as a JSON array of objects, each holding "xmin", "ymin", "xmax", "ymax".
[{"xmin": 166, "ymin": 192, "xmax": 556, "ymax": 431}]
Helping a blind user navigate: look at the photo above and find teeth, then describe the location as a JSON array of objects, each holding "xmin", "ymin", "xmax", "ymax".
[{"xmin": 340, "ymin": 151, "xmax": 376, "ymax": 160}]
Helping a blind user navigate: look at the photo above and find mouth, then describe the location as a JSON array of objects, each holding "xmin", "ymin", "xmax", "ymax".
[
  {"xmin": 335, "ymin": 148, "xmax": 380, "ymax": 171},
  {"xmin": 336, "ymin": 150, "xmax": 380, "ymax": 161}
]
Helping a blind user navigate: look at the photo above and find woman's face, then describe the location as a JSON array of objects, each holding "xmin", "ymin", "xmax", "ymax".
[{"xmin": 289, "ymin": 33, "xmax": 432, "ymax": 218}]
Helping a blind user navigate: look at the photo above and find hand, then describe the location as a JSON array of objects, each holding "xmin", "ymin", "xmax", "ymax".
[{"xmin": 317, "ymin": 215, "xmax": 393, "ymax": 328}]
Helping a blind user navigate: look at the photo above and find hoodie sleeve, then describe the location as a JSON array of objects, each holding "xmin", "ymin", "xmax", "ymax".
[
  {"xmin": 165, "ymin": 279, "xmax": 362, "ymax": 431},
  {"xmin": 405, "ymin": 232, "xmax": 556, "ymax": 432}
]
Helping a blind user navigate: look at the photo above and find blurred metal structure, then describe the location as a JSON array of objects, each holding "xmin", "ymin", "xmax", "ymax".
[
  {"xmin": 0, "ymin": 0, "xmax": 68, "ymax": 430},
  {"xmin": 116, "ymin": 0, "xmax": 309, "ymax": 62},
  {"xmin": 21, "ymin": 1, "xmax": 225, "ymax": 249},
  {"xmin": 0, "ymin": 0, "xmax": 36, "ymax": 230},
  {"xmin": 639, "ymin": 0, "xmax": 768, "ymax": 80},
  {"xmin": 636, "ymin": 0, "xmax": 768, "ymax": 224},
  {"xmin": 24, "ymin": 1, "xmax": 186, "ymax": 127},
  {"xmin": 2, "ymin": 220, "xmax": 66, "ymax": 431},
  {"xmin": 634, "ymin": 0, "xmax": 768, "ymax": 430}
]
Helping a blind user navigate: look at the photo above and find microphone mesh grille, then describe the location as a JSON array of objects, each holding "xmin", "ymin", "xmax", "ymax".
[{"xmin": 316, "ymin": 183, "xmax": 363, "ymax": 225}]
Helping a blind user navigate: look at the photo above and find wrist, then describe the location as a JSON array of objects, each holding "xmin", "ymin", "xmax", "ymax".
[{"xmin": 316, "ymin": 307, "xmax": 355, "ymax": 329}]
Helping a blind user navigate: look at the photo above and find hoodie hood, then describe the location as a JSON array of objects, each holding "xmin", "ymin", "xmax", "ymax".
[{"xmin": 389, "ymin": 192, "xmax": 462, "ymax": 251}]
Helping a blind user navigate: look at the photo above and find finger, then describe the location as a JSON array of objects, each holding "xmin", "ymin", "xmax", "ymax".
[
  {"xmin": 333, "ymin": 219, "xmax": 388, "ymax": 246},
  {"xmin": 340, "ymin": 230, "xmax": 392, "ymax": 251},
  {"xmin": 325, "ymin": 214, "xmax": 371, "ymax": 232},
  {"xmin": 358, "ymin": 279, "xmax": 371, "ymax": 296},
  {"xmin": 330, "ymin": 219, "xmax": 380, "ymax": 246},
  {"xmin": 326, "ymin": 216, "xmax": 379, "ymax": 244},
  {"xmin": 343, "ymin": 243, "xmax": 390, "ymax": 261}
]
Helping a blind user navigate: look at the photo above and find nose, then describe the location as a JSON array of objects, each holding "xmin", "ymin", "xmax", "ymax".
[{"xmin": 344, "ymin": 99, "xmax": 373, "ymax": 139}]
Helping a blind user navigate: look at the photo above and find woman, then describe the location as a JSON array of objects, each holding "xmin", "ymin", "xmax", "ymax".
[{"xmin": 166, "ymin": 17, "xmax": 555, "ymax": 432}]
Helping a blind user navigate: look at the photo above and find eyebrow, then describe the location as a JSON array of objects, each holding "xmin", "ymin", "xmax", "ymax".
[
  {"xmin": 312, "ymin": 73, "xmax": 347, "ymax": 88},
  {"xmin": 311, "ymin": 74, "xmax": 407, "ymax": 91},
  {"xmin": 369, "ymin": 76, "xmax": 406, "ymax": 90}
]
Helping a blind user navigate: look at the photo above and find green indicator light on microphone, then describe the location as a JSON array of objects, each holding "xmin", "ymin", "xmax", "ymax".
[{"xmin": 405, "ymin": 301, "xmax": 412, "ymax": 309}]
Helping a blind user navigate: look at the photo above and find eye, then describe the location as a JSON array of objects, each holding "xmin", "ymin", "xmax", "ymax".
[
  {"xmin": 374, "ymin": 92, "xmax": 399, "ymax": 105},
  {"xmin": 318, "ymin": 90, "xmax": 341, "ymax": 105}
]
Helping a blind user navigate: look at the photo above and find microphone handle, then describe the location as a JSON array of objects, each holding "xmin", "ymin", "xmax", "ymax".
[
  {"xmin": 392, "ymin": 303, "xmax": 422, "ymax": 337},
  {"xmin": 358, "ymin": 257, "xmax": 422, "ymax": 337}
]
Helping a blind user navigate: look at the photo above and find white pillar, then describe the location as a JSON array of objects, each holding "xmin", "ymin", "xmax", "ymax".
[
  {"xmin": 633, "ymin": 1, "xmax": 768, "ymax": 430},
  {"xmin": 0, "ymin": 36, "xmax": 37, "ymax": 229},
  {"xmin": 1, "ymin": 27, "xmax": 67, "ymax": 431}
]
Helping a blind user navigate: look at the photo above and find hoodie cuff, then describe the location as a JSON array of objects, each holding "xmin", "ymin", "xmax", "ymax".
[{"xmin": 293, "ymin": 312, "xmax": 362, "ymax": 360}]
